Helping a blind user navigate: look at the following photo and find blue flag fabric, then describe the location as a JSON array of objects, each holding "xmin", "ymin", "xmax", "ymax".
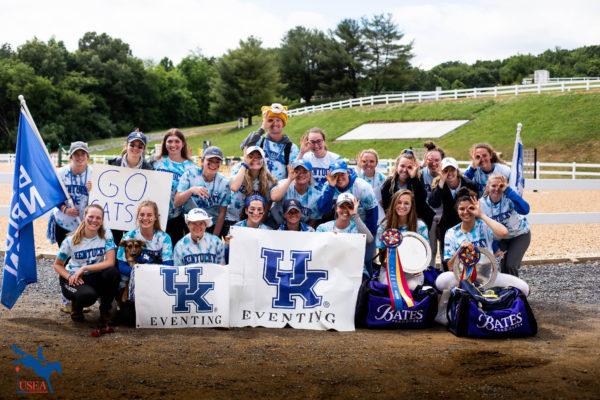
[
  {"xmin": 1, "ymin": 111, "xmax": 67, "ymax": 309},
  {"xmin": 509, "ymin": 131, "xmax": 525, "ymax": 197}
]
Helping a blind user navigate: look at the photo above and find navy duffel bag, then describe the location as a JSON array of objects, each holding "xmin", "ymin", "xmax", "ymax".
[{"xmin": 447, "ymin": 280, "xmax": 537, "ymax": 338}]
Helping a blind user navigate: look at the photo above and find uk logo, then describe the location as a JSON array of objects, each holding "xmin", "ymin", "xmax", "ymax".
[
  {"xmin": 261, "ymin": 248, "xmax": 328, "ymax": 309},
  {"xmin": 161, "ymin": 267, "xmax": 214, "ymax": 313},
  {"xmin": 12, "ymin": 345, "xmax": 62, "ymax": 394}
]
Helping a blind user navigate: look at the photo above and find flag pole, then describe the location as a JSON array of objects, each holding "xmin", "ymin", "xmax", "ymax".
[{"xmin": 18, "ymin": 95, "xmax": 76, "ymax": 210}]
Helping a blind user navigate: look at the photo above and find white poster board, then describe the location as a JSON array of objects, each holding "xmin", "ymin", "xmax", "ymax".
[
  {"xmin": 134, "ymin": 263, "xmax": 230, "ymax": 328},
  {"xmin": 228, "ymin": 227, "xmax": 365, "ymax": 332},
  {"xmin": 88, "ymin": 164, "xmax": 172, "ymax": 231}
]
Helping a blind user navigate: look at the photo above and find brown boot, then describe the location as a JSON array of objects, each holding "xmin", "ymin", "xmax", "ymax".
[{"xmin": 70, "ymin": 301, "xmax": 84, "ymax": 322}]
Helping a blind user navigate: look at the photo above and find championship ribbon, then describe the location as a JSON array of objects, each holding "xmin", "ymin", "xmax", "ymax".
[
  {"xmin": 458, "ymin": 247, "xmax": 480, "ymax": 283},
  {"xmin": 383, "ymin": 229, "xmax": 414, "ymax": 310}
]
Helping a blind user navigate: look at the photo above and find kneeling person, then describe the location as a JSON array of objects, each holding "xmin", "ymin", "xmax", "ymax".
[
  {"xmin": 279, "ymin": 199, "xmax": 315, "ymax": 232},
  {"xmin": 174, "ymin": 208, "xmax": 226, "ymax": 266}
]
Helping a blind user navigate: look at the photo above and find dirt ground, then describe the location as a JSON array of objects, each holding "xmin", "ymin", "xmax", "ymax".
[
  {"xmin": 1, "ymin": 165, "xmax": 600, "ymax": 399},
  {"xmin": 0, "ymin": 293, "xmax": 598, "ymax": 399}
]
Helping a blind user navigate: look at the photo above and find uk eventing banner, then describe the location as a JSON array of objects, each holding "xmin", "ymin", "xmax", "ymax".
[
  {"xmin": 134, "ymin": 263, "xmax": 229, "ymax": 328},
  {"xmin": 1, "ymin": 111, "xmax": 67, "ymax": 309},
  {"xmin": 228, "ymin": 227, "xmax": 366, "ymax": 332},
  {"xmin": 88, "ymin": 164, "xmax": 172, "ymax": 232}
]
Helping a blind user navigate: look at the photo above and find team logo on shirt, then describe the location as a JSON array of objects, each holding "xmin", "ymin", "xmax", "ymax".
[
  {"xmin": 261, "ymin": 248, "xmax": 328, "ymax": 309},
  {"xmin": 160, "ymin": 267, "xmax": 214, "ymax": 313}
]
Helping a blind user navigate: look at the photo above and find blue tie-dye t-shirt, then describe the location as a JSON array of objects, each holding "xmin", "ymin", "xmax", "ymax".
[
  {"xmin": 173, "ymin": 232, "xmax": 225, "ymax": 265},
  {"xmin": 152, "ymin": 156, "xmax": 196, "ymax": 219},
  {"xmin": 177, "ymin": 167, "xmax": 231, "ymax": 223}
]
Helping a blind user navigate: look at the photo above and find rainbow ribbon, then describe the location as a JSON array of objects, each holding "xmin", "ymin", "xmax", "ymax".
[
  {"xmin": 459, "ymin": 247, "xmax": 480, "ymax": 283},
  {"xmin": 382, "ymin": 229, "xmax": 414, "ymax": 310}
]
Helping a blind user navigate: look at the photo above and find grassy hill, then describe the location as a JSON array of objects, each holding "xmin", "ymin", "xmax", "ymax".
[{"xmin": 93, "ymin": 91, "xmax": 600, "ymax": 163}]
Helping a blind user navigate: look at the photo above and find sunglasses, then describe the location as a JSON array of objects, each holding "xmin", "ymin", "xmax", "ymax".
[
  {"xmin": 128, "ymin": 143, "xmax": 145, "ymax": 150},
  {"xmin": 308, "ymin": 139, "xmax": 324, "ymax": 145}
]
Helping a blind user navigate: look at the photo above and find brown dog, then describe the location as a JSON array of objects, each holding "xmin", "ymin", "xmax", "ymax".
[{"xmin": 118, "ymin": 239, "xmax": 146, "ymax": 302}]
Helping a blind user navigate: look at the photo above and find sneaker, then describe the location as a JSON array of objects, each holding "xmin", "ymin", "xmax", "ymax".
[{"xmin": 70, "ymin": 301, "xmax": 84, "ymax": 322}]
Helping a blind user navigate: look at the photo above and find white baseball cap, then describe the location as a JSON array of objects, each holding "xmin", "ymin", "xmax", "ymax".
[
  {"xmin": 185, "ymin": 208, "xmax": 213, "ymax": 227},
  {"xmin": 336, "ymin": 192, "xmax": 356, "ymax": 206},
  {"xmin": 441, "ymin": 157, "xmax": 459, "ymax": 171},
  {"xmin": 246, "ymin": 145, "xmax": 265, "ymax": 159}
]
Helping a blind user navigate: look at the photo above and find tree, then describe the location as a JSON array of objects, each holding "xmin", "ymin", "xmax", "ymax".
[
  {"xmin": 177, "ymin": 52, "xmax": 216, "ymax": 125},
  {"xmin": 211, "ymin": 36, "xmax": 283, "ymax": 125},
  {"xmin": 330, "ymin": 18, "xmax": 365, "ymax": 98},
  {"xmin": 279, "ymin": 26, "xmax": 328, "ymax": 103},
  {"xmin": 361, "ymin": 14, "xmax": 414, "ymax": 93}
]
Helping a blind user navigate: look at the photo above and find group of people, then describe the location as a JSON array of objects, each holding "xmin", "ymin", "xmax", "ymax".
[{"xmin": 49, "ymin": 103, "xmax": 532, "ymax": 327}]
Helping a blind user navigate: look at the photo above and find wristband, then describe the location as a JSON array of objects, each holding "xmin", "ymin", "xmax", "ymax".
[{"xmin": 241, "ymin": 162, "xmax": 249, "ymax": 169}]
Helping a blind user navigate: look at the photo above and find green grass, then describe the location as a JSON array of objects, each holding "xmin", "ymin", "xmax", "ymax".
[{"xmin": 91, "ymin": 91, "xmax": 600, "ymax": 163}]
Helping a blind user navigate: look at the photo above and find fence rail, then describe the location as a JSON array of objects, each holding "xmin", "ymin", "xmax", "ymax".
[
  {"xmin": 288, "ymin": 79, "xmax": 600, "ymax": 117},
  {"xmin": 1, "ymin": 155, "xmax": 600, "ymax": 180}
]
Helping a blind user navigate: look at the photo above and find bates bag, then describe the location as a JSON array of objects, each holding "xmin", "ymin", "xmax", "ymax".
[
  {"xmin": 447, "ymin": 280, "xmax": 537, "ymax": 338},
  {"xmin": 355, "ymin": 278, "xmax": 438, "ymax": 329}
]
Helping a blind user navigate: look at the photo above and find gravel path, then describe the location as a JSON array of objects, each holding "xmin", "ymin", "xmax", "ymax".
[{"xmin": 2, "ymin": 256, "xmax": 598, "ymax": 310}]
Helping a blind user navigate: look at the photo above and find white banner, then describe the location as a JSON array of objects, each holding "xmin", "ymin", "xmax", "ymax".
[
  {"xmin": 228, "ymin": 227, "xmax": 365, "ymax": 332},
  {"xmin": 134, "ymin": 263, "xmax": 230, "ymax": 329},
  {"xmin": 88, "ymin": 164, "xmax": 172, "ymax": 231}
]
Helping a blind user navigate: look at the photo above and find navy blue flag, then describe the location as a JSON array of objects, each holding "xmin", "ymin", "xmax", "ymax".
[{"xmin": 1, "ymin": 111, "xmax": 67, "ymax": 309}]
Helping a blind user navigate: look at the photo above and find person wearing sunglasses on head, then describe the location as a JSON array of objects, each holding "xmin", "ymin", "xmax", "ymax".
[
  {"xmin": 239, "ymin": 103, "xmax": 299, "ymax": 181},
  {"xmin": 298, "ymin": 127, "xmax": 342, "ymax": 191},
  {"xmin": 381, "ymin": 149, "xmax": 434, "ymax": 230},
  {"xmin": 108, "ymin": 130, "xmax": 155, "ymax": 245}
]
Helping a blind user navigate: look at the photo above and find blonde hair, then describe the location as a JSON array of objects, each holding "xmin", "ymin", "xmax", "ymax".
[
  {"xmin": 71, "ymin": 204, "xmax": 106, "ymax": 246},
  {"xmin": 388, "ymin": 151, "xmax": 420, "ymax": 194},
  {"xmin": 482, "ymin": 173, "xmax": 507, "ymax": 197},
  {"xmin": 383, "ymin": 189, "xmax": 417, "ymax": 233},
  {"xmin": 242, "ymin": 163, "xmax": 278, "ymax": 199},
  {"xmin": 136, "ymin": 200, "xmax": 162, "ymax": 231}
]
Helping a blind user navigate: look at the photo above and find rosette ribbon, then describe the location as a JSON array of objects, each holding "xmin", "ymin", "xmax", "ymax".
[
  {"xmin": 382, "ymin": 229, "xmax": 414, "ymax": 310},
  {"xmin": 458, "ymin": 247, "xmax": 480, "ymax": 283}
]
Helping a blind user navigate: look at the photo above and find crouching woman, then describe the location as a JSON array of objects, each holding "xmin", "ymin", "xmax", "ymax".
[{"xmin": 53, "ymin": 204, "xmax": 119, "ymax": 323}]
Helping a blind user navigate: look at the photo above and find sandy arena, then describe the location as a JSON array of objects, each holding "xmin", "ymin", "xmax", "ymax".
[{"xmin": 0, "ymin": 165, "xmax": 599, "ymax": 399}]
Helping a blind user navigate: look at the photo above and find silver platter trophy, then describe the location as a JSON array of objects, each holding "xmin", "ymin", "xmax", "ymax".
[
  {"xmin": 452, "ymin": 247, "xmax": 498, "ymax": 289},
  {"xmin": 377, "ymin": 231, "xmax": 432, "ymax": 284}
]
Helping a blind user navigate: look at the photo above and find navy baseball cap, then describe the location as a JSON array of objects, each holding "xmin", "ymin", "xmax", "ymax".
[
  {"xmin": 292, "ymin": 159, "xmax": 312, "ymax": 172},
  {"xmin": 203, "ymin": 146, "xmax": 223, "ymax": 160},
  {"xmin": 330, "ymin": 160, "xmax": 348, "ymax": 175},
  {"xmin": 127, "ymin": 131, "xmax": 147, "ymax": 145},
  {"xmin": 283, "ymin": 198, "xmax": 302, "ymax": 213}
]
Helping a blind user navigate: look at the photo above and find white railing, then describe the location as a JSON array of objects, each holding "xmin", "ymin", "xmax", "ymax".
[
  {"xmin": 1, "ymin": 155, "xmax": 599, "ymax": 180},
  {"xmin": 288, "ymin": 79, "xmax": 600, "ymax": 116}
]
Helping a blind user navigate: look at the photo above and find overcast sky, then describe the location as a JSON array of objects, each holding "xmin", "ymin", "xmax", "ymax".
[{"xmin": 2, "ymin": 0, "xmax": 598, "ymax": 70}]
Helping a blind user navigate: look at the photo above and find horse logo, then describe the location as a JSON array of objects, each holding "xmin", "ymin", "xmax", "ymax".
[{"xmin": 12, "ymin": 345, "xmax": 62, "ymax": 394}]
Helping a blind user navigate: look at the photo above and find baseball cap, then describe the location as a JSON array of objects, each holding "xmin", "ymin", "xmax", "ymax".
[
  {"xmin": 283, "ymin": 198, "xmax": 302, "ymax": 213},
  {"xmin": 127, "ymin": 131, "xmax": 147, "ymax": 145},
  {"xmin": 292, "ymin": 159, "xmax": 312, "ymax": 172},
  {"xmin": 203, "ymin": 146, "xmax": 223, "ymax": 160},
  {"xmin": 69, "ymin": 141, "xmax": 89, "ymax": 156},
  {"xmin": 185, "ymin": 208, "xmax": 213, "ymax": 227},
  {"xmin": 329, "ymin": 160, "xmax": 348, "ymax": 175},
  {"xmin": 246, "ymin": 145, "xmax": 265, "ymax": 159},
  {"xmin": 441, "ymin": 157, "xmax": 459, "ymax": 171},
  {"xmin": 336, "ymin": 192, "xmax": 356, "ymax": 206}
]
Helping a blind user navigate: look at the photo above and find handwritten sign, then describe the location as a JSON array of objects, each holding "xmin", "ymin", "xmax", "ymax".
[{"xmin": 88, "ymin": 164, "xmax": 172, "ymax": 231}]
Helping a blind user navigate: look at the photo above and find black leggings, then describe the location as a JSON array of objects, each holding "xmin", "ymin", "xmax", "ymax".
[
  {"xmin": 55, "ymin": 224, "xmax": 71, "ymax": 248},
  {"xmin": 166, "ymin": 214, "xmax": 188, "ymax": 246},
  {"xmin": 59, "ymin": 267, "xmax": 120, "ymax": 311}
]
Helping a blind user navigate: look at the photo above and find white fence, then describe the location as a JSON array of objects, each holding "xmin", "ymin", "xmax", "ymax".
[{"xmin": 288, "ymin": 79, "xmax": 600, "ymax": 116}]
